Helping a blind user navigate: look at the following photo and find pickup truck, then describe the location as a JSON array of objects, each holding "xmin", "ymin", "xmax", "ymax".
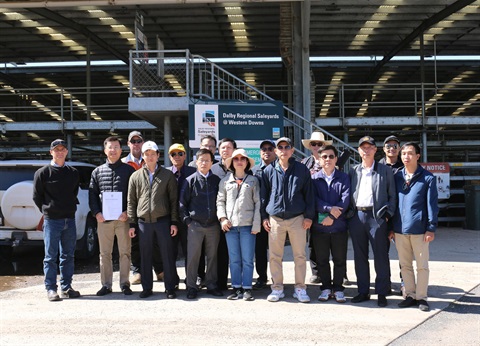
[{"xmin": 0, "ymin": 160, "xmax": 98, "ymax": 259}]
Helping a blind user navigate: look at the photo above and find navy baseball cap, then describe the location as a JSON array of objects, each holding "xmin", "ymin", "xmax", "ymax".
[{"xmin": 259, "ymin": 139, "xmax": 276, "ymax": 148}]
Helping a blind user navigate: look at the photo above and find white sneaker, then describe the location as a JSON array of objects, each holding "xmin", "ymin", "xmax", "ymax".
[
  {"xmin": 293, "ymin": 288, "xmax": 310, "ymax": 303},
  {"xmin": 334, "ymin": 291, "xmax": 346, "ymax": 303},
  {"xmin": 318, "ymin": 289, "xmax": 332, "ymax": 302},
  {"xmin": 267, "ymin": 289, "xmax": 285, "ymax": 302}
]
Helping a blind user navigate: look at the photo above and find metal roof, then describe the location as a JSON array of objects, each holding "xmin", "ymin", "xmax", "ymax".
[{"xmin": 0, "ymin": 0, "xmax": 479, "ymax": 160}]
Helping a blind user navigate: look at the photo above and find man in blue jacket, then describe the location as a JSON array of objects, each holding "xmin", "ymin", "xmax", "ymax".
[
  {"xmin": 311, "ymin": 145, "xmax": 350, "ymax": 303},
  {"xmin": 261, "ymin": 137, "xmax": 315, "ymax": 303},
  {"xmin": 391, "ymin": 142, "xmax": 438, "ymax": 312}
]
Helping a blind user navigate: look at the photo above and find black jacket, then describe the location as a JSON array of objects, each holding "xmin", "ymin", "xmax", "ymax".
[
  {"xmin": 179, "ymin": 171, "xmax": 221, "ymax": 227},
  {"xmin": 33, "ymin": 164, "xmax": 79, "ymax": 219},
  {"xmin": 89, "ymin": 159, "xmax": 135, "ymax": 217}
]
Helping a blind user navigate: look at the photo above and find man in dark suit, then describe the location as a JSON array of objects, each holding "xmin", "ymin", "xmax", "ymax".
[{"xmin": 347, "ymin": 136, "xmax": 396, "ymax": 307}]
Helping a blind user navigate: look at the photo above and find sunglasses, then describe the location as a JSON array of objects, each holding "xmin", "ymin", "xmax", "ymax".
[
  {"xmin": 233, "ymin": 156, "xmax": 247, "ymax": 162},
  {"xmin": 310, "ymin": 142, "xmax": 323, "ymax": 147},
  {"xmin": 261, "ymin": 146, "xmax": 274, "ymax": 152},
  {"xmin": 170, "ymin": 152, "xmax": 184, "ymax": 157},
  {"xmin": 320, "ymin": 154, "xmax": 336, "ymax": 160},
  {"xmin": 130, "ymin": 139, "xmax": 143, "ymax": 144},
  {"xmin": 385, "ymin": 144, "xmax": 398, "ymax": 150},
  {"xmin": 277, "ymin": 145, "xmax": 292, "ymax": 150}
]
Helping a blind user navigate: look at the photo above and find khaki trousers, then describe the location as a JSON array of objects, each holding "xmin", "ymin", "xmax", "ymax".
[
  {"xmin": 98, "ymin": 220, "xmax": 132, "ymax": 289},
  {"xmin": 395, "ymin": 233, "xmax": 430, "ymax": 300},
  {"xmin": 269, "ymin": 215, "xmax": 307, "ymax": 291}
]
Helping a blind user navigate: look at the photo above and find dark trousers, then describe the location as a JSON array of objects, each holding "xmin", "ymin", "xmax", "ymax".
[
  {"xmin": 186, "ymin": 221, "xmax": 220, "ymax": 290},
  {"xmin": 173, "ymin": 222, "xmax": 188, "ymax": 281},
  {"xmin": 308, "ymin": 230, "xmax": 318, "ymax": 277},
  {"xmin": 146, "ymin": 227, "xmax": 207, "ymax": 282},
  {"xmin": 311, "ymin": 231, "xmax": 348, "ymax": 292},
  {"xmin": 131, "ymin": 225, "xmax": 162, "ymax": 275},
  {"xmin": 216, "ymin": 230, "xmax": 229, "ymax": 289},
  {"xmin": 254, "ymin": 226, "xmax": 269, "ymax": 283},
  {"xmin": 349, "ymin": 210, "xmax": 391, "ymax": 295},
  {"xmin": 138, "ymin": 218, "xmax": 177, "ymax": 291}
]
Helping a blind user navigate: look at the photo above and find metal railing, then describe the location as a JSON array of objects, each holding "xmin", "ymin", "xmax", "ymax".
[{"xmin": 129, "ymin": 49, "xmax": 360, "ymax": 165}]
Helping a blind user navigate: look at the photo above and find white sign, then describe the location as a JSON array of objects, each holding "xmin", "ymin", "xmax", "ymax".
[
  {"xmin": 102, "ymin": 192, "xmax": 123, "ymax": 221},
  {"xmin": 420, "ymin": 162, "xmax": 450, "ymax": 199}
]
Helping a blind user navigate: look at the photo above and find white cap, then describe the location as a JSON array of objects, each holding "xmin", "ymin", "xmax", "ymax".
[{"xmin": 141, "ymin": 140, "xmax": 159, "ymax": 153}]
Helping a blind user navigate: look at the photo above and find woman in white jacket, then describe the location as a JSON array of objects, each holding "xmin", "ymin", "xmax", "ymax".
[{"xmin": 217, "ymin": 149, "xmax": 261, "ymax": 301}]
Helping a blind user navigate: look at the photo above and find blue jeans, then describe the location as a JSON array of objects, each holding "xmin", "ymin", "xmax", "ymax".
[
  {"xmin": 225, "ymin": 226, "xmax": 256, "ymax": 289},
  {"xmin": 43, "ymin": 218, "xmax": 77, "ymax": 291}
]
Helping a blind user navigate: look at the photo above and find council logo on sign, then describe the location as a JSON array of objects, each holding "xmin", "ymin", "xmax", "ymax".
[{"xmin": 202, "ymin": 110, "xmax": 216, "ymax": 127}]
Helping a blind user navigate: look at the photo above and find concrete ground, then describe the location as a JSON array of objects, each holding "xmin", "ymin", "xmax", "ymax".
[{"xmin": 0, "ymin": 227, "xmax": 479, "ymax": 345}]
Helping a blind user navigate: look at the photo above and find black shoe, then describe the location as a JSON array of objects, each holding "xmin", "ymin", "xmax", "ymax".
[
  {"xmin": 96, "ymin": 286, "xmax": 112, "ymax": 296},
  {"xmin": 351, "ymin": 293, "xmax": 370, "ymax": 303},
  {"xmin": 309, "ymin": 275, "xmax": 321, "ymax": 284},
  {"xmin": 253, "ymin": 281, "xmax": 267, "ymax": 290},
  {"xmin": 61, "ymin": 288, "xmax": 81, "ymax": 299},
  {"xmin": 227, "ymin": 288, "xmax": 243, "ymax": 300},
  {"xmin": 386, "ymin": 288, "xmax": 393, "ymax": 296},
  {"xmin": 166, "ymin": 289, "xmax": 177, "ymax": 299},
  {"xmin": 243, "ymin": 289, "xmax": 255, "ymax": 301},
  {"xmin": 187, "ymin": 288, "xmax": 198, "ymax": 299},
  {"xmin": 121, "ymin": 285, "xmax": 133, "ymax": 296},
  {"xmin": 417, "ymin": 299, "xmax": 430, "ymax": 312},
  {"xmin": 377, "ymin": 295, "xmax": 387, "ymax": 307},
  {"xmin": 139, "ymin": 289, "xmax": 153, "ymax": 298},
  {"xmin": 207, "ymin": 288, "xmax": 223, "ymax": 297},
  {"xmin": 343, "ymin": 276, "xmax": 352, "ymax": 286},
  {"xmin": 398, "ymin": 296, "xmax": 417, "ymax": 308},
  {"xmin": 47, "ymin": 290, "xmax": 61, "ymax": 302},
  {"xmin": 217, "ymin": 284, "xmax": 229, "ymax": 291}
]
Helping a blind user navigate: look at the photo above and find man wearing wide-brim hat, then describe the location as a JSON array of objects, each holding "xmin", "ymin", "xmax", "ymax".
[
  {"xmin": 300, "ymin": 131, "xmax": 332, "ymax": 285},
  {"xmin": 301, "ymin": 132, "xmax": 333, "ymax": 175}
]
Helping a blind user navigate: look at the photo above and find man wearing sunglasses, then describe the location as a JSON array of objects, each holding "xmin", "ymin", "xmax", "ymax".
[
  {"xmin": 379, "ymin": 135, "xmax": 403, "ymax": 174},
  {"xmin": 311, "ymin": 145, "xmax": 350, "ymax": 303},
  {"xmin": 379, "ymin": 135, "xmax": 404, "ymax": 296},
  {"xmin": 301, "ymin": 132, "xmax": 333, "ymax": 285},
  {"xmin": 251, "ymin": 139, "xmax": 277, "ymax": 290},
  {"xmin": 261, "ymin": 137, "xmax": 315, "ymax": 303},
  {"xmin": 166, "ymin": 143, "xmax": 196, "ymax": 286}
]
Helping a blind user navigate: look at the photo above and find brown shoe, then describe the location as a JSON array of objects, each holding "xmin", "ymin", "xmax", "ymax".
[
  {"xmin": 131, "ymin": 273, "xmax": 141, "ymax": 285},
  {"xmin": 156, "ymin": 272, "xmax": 164, "ymax": 282}
]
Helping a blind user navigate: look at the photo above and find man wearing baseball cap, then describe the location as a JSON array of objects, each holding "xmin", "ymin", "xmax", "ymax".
[
  {"xmin": 347, "ymin": 136, "xmax": 396, "ymax": 307},
  {"xmin": 379, "ymin": 135, "xmax": 403, "ymax": 174},
  {"xmin": 122, "ymin": 131, "xmax": 146, "ymax": 285},
  {"xmin": 127, "ymin": 141, "xmax": 179, "ymax": 299},
  {"xmin": 166, "ymin": 143, "xmax": 196, "ymax": 285},
  {"xmin": 251, "ymin": 139, "xmax": 277, "ymax": 290},
  {"xmin": 33, "ymin": 139, "xmax": 81, "ymax": 301},
  {"xmin": 261, "ymin": 137, "xmax": 315, "ymax": 303}
]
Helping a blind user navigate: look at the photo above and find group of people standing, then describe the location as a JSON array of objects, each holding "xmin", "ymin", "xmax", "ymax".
[{"xmin": 33, "ymin": 130, "xmax": 438, "ymax": 312}]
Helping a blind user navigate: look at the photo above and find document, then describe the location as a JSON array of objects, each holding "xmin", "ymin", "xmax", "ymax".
[{"xmin": 102, "ymin": 192, "xmax": 123, "ymax": 221}]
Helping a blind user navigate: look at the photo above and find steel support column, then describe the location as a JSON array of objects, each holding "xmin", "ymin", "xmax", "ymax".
[{"xmin": 164, "ymin": 115, "xmax": 172, "ymax": 166}]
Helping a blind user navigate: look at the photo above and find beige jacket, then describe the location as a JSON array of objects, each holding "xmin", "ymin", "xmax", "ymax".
[{"xmin": 216, "ymin": 172, "xmax": 261, "ymax": 233}]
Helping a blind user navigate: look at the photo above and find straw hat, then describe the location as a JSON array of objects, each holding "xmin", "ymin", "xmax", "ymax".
[
  {"xmin": 301, "ymin": 132, "xmax": 333, "ymax": 148},
  {"xmin": 225, "ymin": 149, "xmax": 255, "ymax": 169}
]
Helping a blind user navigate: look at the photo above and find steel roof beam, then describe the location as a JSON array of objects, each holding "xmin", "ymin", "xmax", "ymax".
[
  {"xmin": 28, "ymin": 8, "xmax": 129, "ymax": 65},
  {"xmin": 366, "ymin": 0, "xmax": 478, "ymax": 83}
]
